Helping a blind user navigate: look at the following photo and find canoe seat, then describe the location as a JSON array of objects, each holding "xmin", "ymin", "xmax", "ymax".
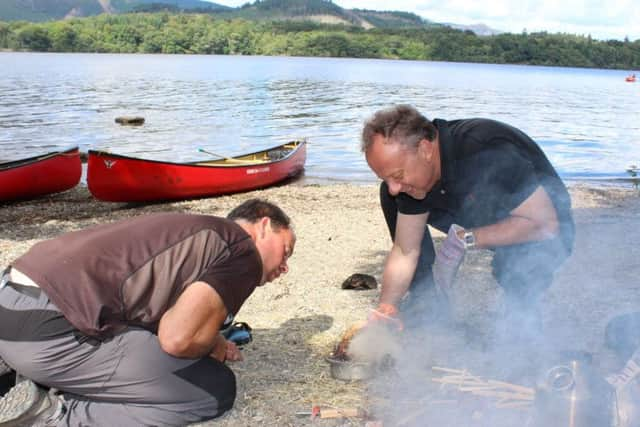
[{"xmin": 194, "ymin": 158, "xmax": 270, "ymax": 166}]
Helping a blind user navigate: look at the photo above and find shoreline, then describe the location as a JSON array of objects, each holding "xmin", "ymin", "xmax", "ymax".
[{"xmin": 1, "ymin": 181, "xmax": 639, "ymax": 426}]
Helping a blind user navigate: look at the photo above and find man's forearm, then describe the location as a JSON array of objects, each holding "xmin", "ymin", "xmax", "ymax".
[
  {"xmin": 473, "ymin": 215, "xmax": 558, "ymax": 249},
  {"xmin": 471, "ymin": 185, "xmax": 560, "ymax": 248},
  {"xmin": 379, "ymin": 246, "xmax": 420, "ymax": 307}
]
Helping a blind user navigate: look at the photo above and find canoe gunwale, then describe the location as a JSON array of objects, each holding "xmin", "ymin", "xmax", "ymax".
[
  {"xmin": 87, "ymin": 141, "xmax": 305, "ymax": 169},
  {"xmin": 0, "ymin": 146, "xmax": 80, "ymax": 171}
]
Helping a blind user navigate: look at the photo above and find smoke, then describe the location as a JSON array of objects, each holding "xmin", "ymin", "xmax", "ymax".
[
  {"xmin": 361, "ymin": 149, "xmax": 639, "ymax": 424},
  {"xmin": 347, "ymin": 322, "xmax": 402, "ymax": 366},
  {"xmin": 360, "ymin": 234, "xmax": 607, "ymax": 426}
]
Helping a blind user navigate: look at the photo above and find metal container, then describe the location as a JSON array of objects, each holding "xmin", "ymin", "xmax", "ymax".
[
  {"xmin": 612, "ymin": 380, "xmax": 640, "ymax": 427},
  {"xmin": 326, "ymin": 355, "xmax": 375, "ymax": 381},
  {"xmin": 533, "ymin": 354, "xmax": 614, "ymax": 427}
]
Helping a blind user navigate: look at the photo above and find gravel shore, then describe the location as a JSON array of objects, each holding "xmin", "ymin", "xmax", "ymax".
[{"xmin": 1, "ymin": 182, "xmax": 638, "ymax": 426}]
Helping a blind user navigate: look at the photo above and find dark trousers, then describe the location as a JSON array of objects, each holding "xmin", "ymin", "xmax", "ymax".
[{"xmin": 379, "ymin": 182, "xmax": 573, "ymax": 309}]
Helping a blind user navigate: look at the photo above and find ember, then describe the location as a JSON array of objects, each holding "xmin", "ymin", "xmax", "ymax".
[{"xmin": 334, "ymin": 320, "xmax": 367, "ymax": 358}]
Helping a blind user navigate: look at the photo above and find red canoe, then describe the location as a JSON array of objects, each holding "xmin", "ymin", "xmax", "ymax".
[
  {"xmin": 87, "ymin": 140, "xmax": 307, "ymax": 202},
  {"xmin": 0, "ymin": 147, "xmax": 82, "ymax": 202}
]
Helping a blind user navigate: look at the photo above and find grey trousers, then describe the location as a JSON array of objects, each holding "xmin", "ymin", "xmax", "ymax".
[{"xmin": 0, "ymin": 283, "xmax": 236, "ymax": 426}]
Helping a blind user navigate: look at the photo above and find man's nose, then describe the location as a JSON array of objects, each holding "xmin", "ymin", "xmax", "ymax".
[
  {"xmin": 387, "ymin": 180, "xmax": 402, "ymax": 196},
  {"xmin": 280, "ymin": 263, "xmax": 289, "ymax": 274}
]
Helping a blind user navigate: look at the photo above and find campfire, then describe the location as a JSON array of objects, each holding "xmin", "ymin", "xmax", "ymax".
[
  {"xmin": 324, "ymin": 320, "xmax": 617, "ymax": 426},
  {"xmin": 327, "ymin": 321, "xmax": 399, "ymax": 382},
  {"xmin": 332, "ymin": 320, "xmax": 367, "ymax": 360}
]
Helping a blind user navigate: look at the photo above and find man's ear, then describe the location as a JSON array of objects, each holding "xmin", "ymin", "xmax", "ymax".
[
  {"xmin": 258, "ymin": 217, "xmax": 271, "ymax": 239},
  {"xmin": 418, "ymin": 138, "xmax": 434, "ymax": 161}
]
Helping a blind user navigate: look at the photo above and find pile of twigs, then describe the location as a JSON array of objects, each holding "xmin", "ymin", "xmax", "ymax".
[{"xmin": 431, "ymin": 366, "xmax": 535, "ymax": 410}]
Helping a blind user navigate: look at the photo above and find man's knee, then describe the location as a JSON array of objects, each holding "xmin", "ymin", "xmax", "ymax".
[
  {"xmin": 174, "ymin": 357, "xmax": 237, "ymax": 418},
  {"xmin": 492, "ymin": 238, "xmax": 568, "ymax": 301},
  {"xmin": 212, "ymin": 363, "xmax": 236, "ymax": 414}
]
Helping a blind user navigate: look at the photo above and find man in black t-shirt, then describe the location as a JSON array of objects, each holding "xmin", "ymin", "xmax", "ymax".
[{"xmin": 361, "ymin": 104, "xmax": 574, "ymax": 336}]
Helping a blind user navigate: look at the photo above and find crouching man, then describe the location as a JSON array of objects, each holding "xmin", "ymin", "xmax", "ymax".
[
  {"xmin": 0, "ymin": 199, "xmax": 295, "ymax": 426},
  {"xmin": 361, "ymin": 105, "xmax": 575, "ymax": 334}
]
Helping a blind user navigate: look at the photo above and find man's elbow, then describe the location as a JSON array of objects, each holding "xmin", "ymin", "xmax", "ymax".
[
  {"xmin": 158, "ymin": 332, "xmax": 194, "ymax": 357},
  {"xmin": 539, "ymin": 217, "xmax": 559, "ymax": 240}
]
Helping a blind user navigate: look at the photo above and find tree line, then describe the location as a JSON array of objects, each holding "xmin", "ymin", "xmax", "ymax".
[{"xmin": 0, "ymin": 13, "xmax": 638, "ymax": 70}]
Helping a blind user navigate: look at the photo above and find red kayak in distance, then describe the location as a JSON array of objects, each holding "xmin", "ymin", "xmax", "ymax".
[
  {"xmin": 87, "ymin": 140, "xmax": 307, "ymax": 202},
  {"xmin": 0, "ymin": 146, "xmax": 82, "ymax": 202}
]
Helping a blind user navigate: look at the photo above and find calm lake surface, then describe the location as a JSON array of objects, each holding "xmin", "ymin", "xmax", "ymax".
[{"xmin": 1, "ymin": 52, "xmax": 639, "ymax": 183}]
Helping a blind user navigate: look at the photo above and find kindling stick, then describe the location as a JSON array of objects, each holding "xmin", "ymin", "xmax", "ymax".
[
  {"xmin": 487, "ymin": 380, "xmax": 535, "ymax": 395},
  {"xmin": 430, "ymin": 365, "xmax": 535, "ymax": 410}
]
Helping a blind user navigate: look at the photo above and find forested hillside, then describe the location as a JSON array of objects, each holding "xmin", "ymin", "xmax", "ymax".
[
  {"xmin": 0, "ymin": 0, "xmax": 436, "ymax": 31},
  {"xmin": 0, "ymin": 12, "xmax": 638, "ymax": 70},
  {"xmin": 0, "ymin": 0, "xmax": 226, "ymax": 21}
]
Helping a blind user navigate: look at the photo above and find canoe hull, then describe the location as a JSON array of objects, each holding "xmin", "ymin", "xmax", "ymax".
[
  {"xmin": 87, "ymin": 141, "xmax": 306, "ymax": 202},
  {"xmin": 0, "ymin": 147, "xmax": 82, "ymax": 202}
]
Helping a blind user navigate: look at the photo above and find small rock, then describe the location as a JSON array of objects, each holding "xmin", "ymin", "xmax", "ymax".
[
  {"xmin": 341, "ymin": 273, "xmax": 377, "ymax": 290},
  {"xmin": 115, "ymin": 116, "xmax": 145, "ymax": 126}
]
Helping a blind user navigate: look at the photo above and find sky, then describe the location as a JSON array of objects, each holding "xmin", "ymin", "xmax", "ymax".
[{"xmin": 208, "ymin": 0, "xmax": 640, "ymax": 41}]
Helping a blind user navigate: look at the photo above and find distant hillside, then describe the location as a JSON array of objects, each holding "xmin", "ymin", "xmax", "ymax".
[
  {"xmin": 0, "ymin": 0, "xmax": 454, "ymax": 29},
  {"xmin": 0, "ymin": 0, "xmax": 498, "ymax": 35},
  {"xmin": 447, "ymin": 22, "xmax": 501, "ymax": 36},
  {"xmin": 115, "ymin": 0, "xmax": 230, "ymax": 13},
  {"xmin": 213, "ymin": 0, "xmax": 357, "ymax": 26},
  {"xmin": 208, "ymin": 1, "xmax": 439, "ymax": 29},
  {"xmin": 351, "ymin": 9, "xmax": 437, "ymax": 29},
  {"xmin": 0, "ymin": 0, "xmax": 104, "ymax": 21},
  {"xmin": 0, "ymin": 0, "xmax": 227, "ymax": 21}
]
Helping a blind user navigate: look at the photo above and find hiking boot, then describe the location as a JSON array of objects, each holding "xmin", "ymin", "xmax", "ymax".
[{"xmin": 0, "ymin": 379, "xmax": 65, "ymax": 426}]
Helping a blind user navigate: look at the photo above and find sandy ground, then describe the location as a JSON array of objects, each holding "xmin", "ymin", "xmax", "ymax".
[{"xmin": 1, "ymin": 182, "xmax": 639, "ymax": 426}]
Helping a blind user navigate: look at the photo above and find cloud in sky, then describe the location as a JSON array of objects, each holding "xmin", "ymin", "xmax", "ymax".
[{"xmin": 210, "ymin": 0, "xmax": 639, "ymax": 41}]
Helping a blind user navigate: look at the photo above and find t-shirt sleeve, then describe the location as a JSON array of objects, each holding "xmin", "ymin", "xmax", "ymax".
[
  {"xmin": 200, "ymin": 242, "xmax": 262, "ymax": 316},
  {"xmin": 395, "ymin": 192, "xmax": 431, "ymax": 215}
]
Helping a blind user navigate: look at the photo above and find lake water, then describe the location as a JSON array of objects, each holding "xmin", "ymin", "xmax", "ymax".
[{"xmin": 1, "ymin": 52, "xmax": 639, "ymax": 184}]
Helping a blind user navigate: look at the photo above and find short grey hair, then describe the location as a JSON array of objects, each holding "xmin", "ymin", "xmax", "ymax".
[{"xmin": 361, "ymin": 105, "xmax": 437, "ymax": 152}]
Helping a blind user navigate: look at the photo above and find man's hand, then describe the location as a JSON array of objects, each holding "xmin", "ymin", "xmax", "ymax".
[
  {"xmin": 368, "ymin": 303, "xmax": 403, "ymax": 331},
  {"xmin": 336, "ymin": 305, "xmax": 402, "ymax": 357},
  {"xmin": 225, "ymin": 341, "xmax": 244, "ymax": 362},
  {"xmin": 209, "ymin": 333, "xmax": 227, "ymax": 362},
  {"xmin": 433, "ymin": 224, "xmax": 466, "ymax": 294},
  {"xmin": 209, "ymin": 333, "xmax": 243, "ymax": 362}
]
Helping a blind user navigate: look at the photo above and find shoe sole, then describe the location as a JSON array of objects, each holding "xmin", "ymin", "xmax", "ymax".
[{"xmin": 0, "ymin": 380, "xmax": 50, "ymax": 427}]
